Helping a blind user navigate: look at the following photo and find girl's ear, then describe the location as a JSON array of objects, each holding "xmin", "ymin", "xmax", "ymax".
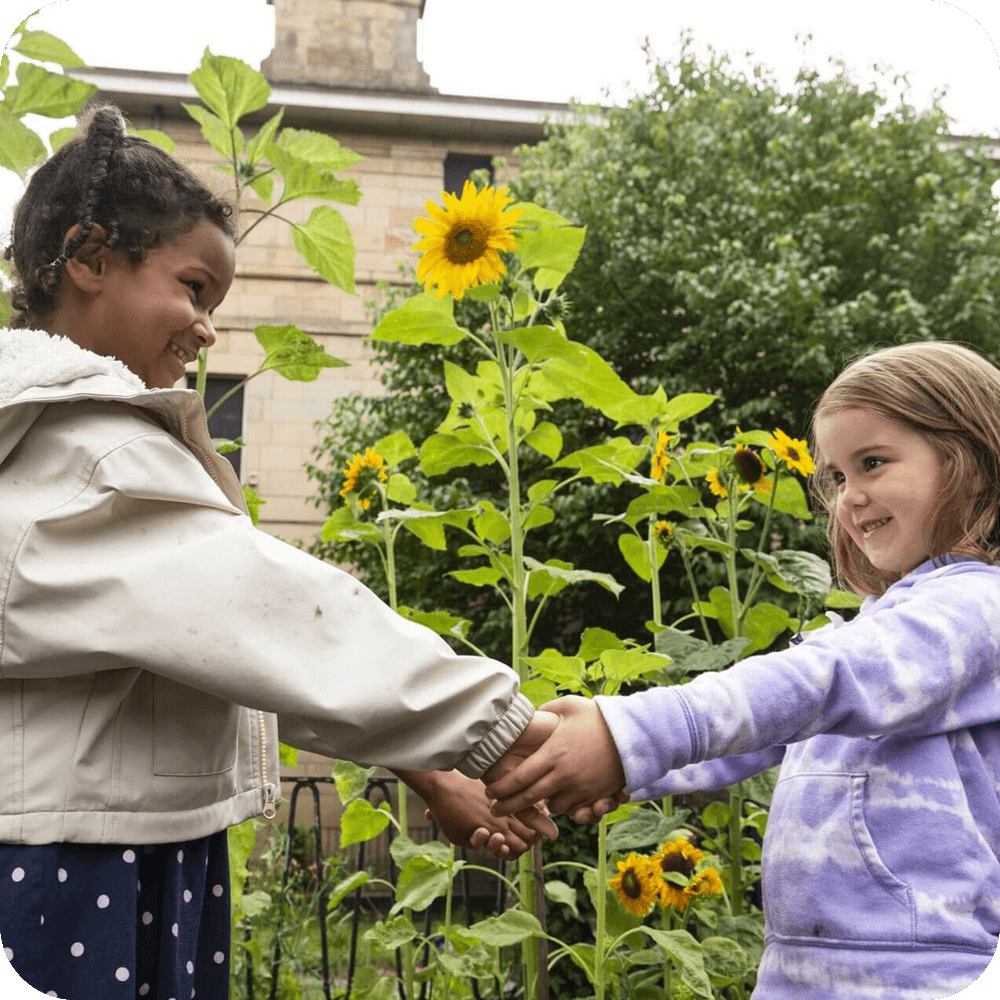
[{"xmin": 61, "ymin": 224, "xmax": 112, "ymax": 293}]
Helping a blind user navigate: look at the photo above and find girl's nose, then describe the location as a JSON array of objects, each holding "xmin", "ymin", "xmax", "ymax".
[
  {"xmin": 192, "ymin": 314, "xmax": 217, "ymax": 349},
  {"xmin": 840, "ymin": 476, "xmax": 868, "ymax": 508}
]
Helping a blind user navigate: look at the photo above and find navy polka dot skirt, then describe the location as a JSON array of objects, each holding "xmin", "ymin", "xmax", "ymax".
[{"xmin": 0, "ymin": 831, "xmax": 230, "ymax": 999}]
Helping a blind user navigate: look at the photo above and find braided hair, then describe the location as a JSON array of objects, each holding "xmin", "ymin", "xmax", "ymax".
[{"xmin": 4, "ymin": 103, "xmax": 235, "ymax": 329}]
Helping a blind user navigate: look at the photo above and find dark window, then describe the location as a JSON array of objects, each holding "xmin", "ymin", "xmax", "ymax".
[
  {"xmin": 443, "ymin": 153, "xmax": 494, "ymax": 195},
  {"xmin": 186, "ymin": 375, "xmax": 245, "ymax": 479}
]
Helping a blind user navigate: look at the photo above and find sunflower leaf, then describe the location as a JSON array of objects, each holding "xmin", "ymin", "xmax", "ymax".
[
  {"xmin": 372, "ymin": 292, "xmax": 467, "ymax": 346},
  {"xmin": 5, "ymin": 62, "xmax": 96, "ymax": 119},
  {"xmin": 255, "ymin": 323, "xmax": 349, "ymax": 380},
  {"xmin": 189, "ymin": 49, "xmax": 270, "ymax": 131},
  {"xmin": 291, "ymin": 206, "xmax": 356, "ymax": 294}
]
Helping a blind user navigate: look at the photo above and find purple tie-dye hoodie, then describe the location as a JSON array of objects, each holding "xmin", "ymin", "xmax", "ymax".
[{"xmin": 595, "ymin": 556, "xmax": 1000, "ymax": 999}]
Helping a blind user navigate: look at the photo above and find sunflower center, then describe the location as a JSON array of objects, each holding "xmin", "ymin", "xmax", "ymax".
[
  {"xmin": 787, "ymin": 445, "xmax": 800, "ymax": 461},
  {"xmin": 621, "ymin": 868, "xmax": 644, "ymax": 900},
  {"xmin": 445, "ymin": 221, "xmax": 490, "ymax": 264},
  {"xmin": 658, "ymin": 854, "xmax": 696, "ymax": 877}
]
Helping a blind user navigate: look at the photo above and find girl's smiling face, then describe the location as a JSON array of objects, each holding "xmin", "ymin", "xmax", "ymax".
[
  {"xmin": 63, "ymin": 219, "xmax": 236, "ymax": 389},
  {"xmin": 814, "ymin": 407, "xmax": 947, "ymax": 579}
]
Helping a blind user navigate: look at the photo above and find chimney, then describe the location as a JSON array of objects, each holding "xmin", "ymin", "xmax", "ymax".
[{"xmin": 262, "ymin": 0, "xmax": 437, "ymax": 92}]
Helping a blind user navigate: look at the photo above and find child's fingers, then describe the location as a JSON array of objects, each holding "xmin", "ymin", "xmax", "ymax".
[{"xmin": 484, "ymin": 753, "xmax": 554, "ymax": 805}]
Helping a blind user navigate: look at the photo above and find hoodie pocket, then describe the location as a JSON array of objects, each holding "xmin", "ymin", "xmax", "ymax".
[
  {"xmin": 762, "ymin": 771, "xmax": 915, "ymax": 944},
  {"xmin": 153, "ymin": 676, "xmax": 238, "ymax": 776}
]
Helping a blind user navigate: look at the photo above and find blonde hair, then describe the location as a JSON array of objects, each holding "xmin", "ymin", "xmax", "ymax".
[{"xmin": 811, "ymin": 341, "xmax": 1000, "ymax": 596}]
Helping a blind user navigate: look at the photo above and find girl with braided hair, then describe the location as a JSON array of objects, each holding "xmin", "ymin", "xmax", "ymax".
[{"xmin": 0, "ymin": 104, "xmax": 558, "ymax": 998}]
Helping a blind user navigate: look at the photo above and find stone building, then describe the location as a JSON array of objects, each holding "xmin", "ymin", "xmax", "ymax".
[{"xmin": 73, "ymin": 0, "xmax": 569, "ymax": 867}]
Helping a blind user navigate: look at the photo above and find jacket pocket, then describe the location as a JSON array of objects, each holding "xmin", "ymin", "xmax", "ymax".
[
  {"xmin": 762, "ymin": 771, "xmax": 915, "ymax": 944},
  {"xmin": 153, "ymin": 677, "xmax": 239, "ymax": 776}
]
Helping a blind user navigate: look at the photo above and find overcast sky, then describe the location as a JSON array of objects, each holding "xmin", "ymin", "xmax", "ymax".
[{"xmin": 1, "ymin": 0, "xmax": 998, "ymax": 235}]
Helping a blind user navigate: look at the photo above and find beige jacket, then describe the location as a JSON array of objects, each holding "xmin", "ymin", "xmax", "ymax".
[{"xmin": 0, "ymin": 328, "xmax": 533, "ymax": 845}]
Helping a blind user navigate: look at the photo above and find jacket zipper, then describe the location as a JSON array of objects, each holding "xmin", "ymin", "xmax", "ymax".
[{"xmin": 258, "ymin": 710, "xmax": 277, "ymax": 819}]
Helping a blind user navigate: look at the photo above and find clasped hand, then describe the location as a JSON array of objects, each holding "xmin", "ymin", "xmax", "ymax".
[{"xmin": 485, "ymin": 696, "xmax": 628, "ymax": 823}]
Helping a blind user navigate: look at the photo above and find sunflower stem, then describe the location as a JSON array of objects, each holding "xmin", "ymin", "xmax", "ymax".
[
  {"xmin": 492, "ymin": 312, "xmax": 545, "ymax": 1000},
  {"xmin": 595, "ymin": 815, "xmax": 608, "ymax": 1000},
  {"xmin": 647, "ymin": 516, "xmax": 663, "ymax": 628}
]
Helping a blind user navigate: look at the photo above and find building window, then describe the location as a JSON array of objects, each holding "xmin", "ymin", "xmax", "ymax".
[
  {"xmin": 444, "ymin": 153, "xmax": 494, "ymax": 194},
  {"xmin": 186, "ymin": 375, "xmax": 245, "ymax": 479}
]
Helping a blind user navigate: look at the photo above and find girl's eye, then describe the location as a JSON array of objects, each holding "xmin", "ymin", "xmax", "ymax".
[
  {"xmin": 184, "ymin": 279, "xmax": 204, "ymax": 301},
  {"xmin": 862, "ymin": 456, "xmax": 884, "ymax": 471}
]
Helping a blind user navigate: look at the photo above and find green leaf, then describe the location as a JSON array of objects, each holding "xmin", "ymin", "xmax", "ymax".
[
  {"xmin": 339, "ymin": 797, "xmax": 393, "ymax": 847},
  {"xmin": 0, "ymin": 53, "xmax": 9, "ymax": 90},
  {"xmin": 14, "ymin": 29, "xmax": 86, "ymax": 67},
  {"xmin": 741, "ymin": 601, "xmax": 793, "ymax": 654},
  {"xmin": 364, "ymin": 914, "xmax": 418, "ymax": 951},
  {"xmin": 332, "ymin": 758, "xmax": 376, "ymax": 805},
  {"xmin": 619, "ymin": 532, "xmax": 656, "ymax": 582},
  {"xmin": 385, "ymin": 473, "xmax": 416, "ymax": 505},
  {"xmin": 129, "ymin": 128, "xmax": 175, "ymax": 153},
  {"xmin": 420, "ymin": 431, "xmax": 496, "ymax": 476},
  {"xmin": 524, "ymin": 420, "xmax": 563, "ymax": 460},
  {"xmin": 328, "ymin": 870, "xmax": 370, "ymax": 910},
  {"xmin": 255, "ymin": 323, "xmax": 349, "ymax": 381},
  {"xmin": 606, "ymin": 808, "xmax": 682, "ymax": 853},
  {"xmin": 513, "ymin": 201, "xmax": 587, "ymax": 290},
  {"xmin": 292, "ymin": 205, "xmax": 356, "ymax": 294},
  {"xmin": 468, "ymin": 910, "xmax": 544, "ymax": 947},
  {"xmin": 239, "ymin": 889, "xmax": 272, "ymax": 919},
  {"xmin": 653, "ymin": 627, "xmax": 751, "ymax": 673},
  {"xmin": 0, "ymin": 106, "xmax": 46, "ymax": 175},
  {"xmin": 391, "ymin": 854, "xmax": 459, "ymax": 915},
  {"xmin": 182, "ymin": 102, "xmax": 242, "ymax": 161},
  {"xmin": 543, "ymin": 880, "xmax": 580, "ymax": 918},
  {"xmin": 244, "ymin": 107, "xmax": 284, "ymax": 166},
  {"xmin": 825, "ymin": 587, "xmax": 864, "ymax": 609},
  {"xmin": 754, "ymin": 471, "xmax": 812, "ymax": 519},
  {"xmin": 396, "ymin": 606, "xmax": 472, "ymax": 642},
  {"xmin": 212, "ymin": 436, "xmax": 245, "ymax": 454},
  {"xmin": 522, "ymin": 503, "xmax": 555, "ymax": 533},
  {"xmin": 623, "ymin": 486, "xmax": 701, "ymax": 526},
  {"xmin": 5, "ymin": 62, "xmax": 96, "ymax": 118},
  {"xmin": 320, "ymin": 505, "xmax": 381, "ymax": 544},
  {"xmin": 372, "ymin": 430, "xmax": 417, "ymax": 467},
  {"xmin": 265, "ymin": 139, "xmax": 362, "ymax": 205},
  {"xmin": 522, "ymin": 650, "xmax": 589, "ymax": 692},
  {"xmin": 520, "ymin": 677, "xmax": 559, "ymax": 707},
  {"xmin": 382, "ymin": 505, "xmax": 450, "ymax": 550},
  {"xmin": 449, "ymin": 566, "xmax": 504, "ymax": 588},
  {"xmin": 577, "ymin": 627, "xmax": 626, "ymax": 661},
  {"xmin": 278, "ymin": 741, "xmax": 299, "ymax": 766},
  {"xmin": 524, "ymin": 556, "xmax": 624, "ymax": 597},
  {"xmin": 599, "ymin": 648, "xmax": 671, "ymax": 695},
  {"xmin": 372, "ymin": 292, "xmax": 467, "ymax": 347},
  {"xmin": 273, "ymin": 126, "xmax": 365, "ymax": 172},
  {"xmin": 227, "ymin": 818, "xmax": 258, "ymax": 914},
  {"xmin": 744, "ymin": 548, "xmax": 832, "ymax": 598},
  {"xmin": 641, "ymin": 928, "xmax": 714, "ymax": 998},
  {"xmin": 189, "ymin": 48, "xmax": 270, "ymax": 130},
  {"xmin": 553, "ymin": 438, "xmax": 648, "ymax": 483},
  {"xmin": 347, "ymin": 966, "xmax": 399, "ymax": 1000},
  {"xmin": 242, "ymin": 484, "xmax": 266, "ymax": 526}
]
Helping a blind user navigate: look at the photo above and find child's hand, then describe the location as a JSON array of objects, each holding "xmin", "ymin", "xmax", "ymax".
[
  {"xmin": 484, "ymin": 696, "xmax": 627, "ymax": 818},
  {"xmin": 420, "ymin": 770, "xmax": 557, "ymax": 859}
]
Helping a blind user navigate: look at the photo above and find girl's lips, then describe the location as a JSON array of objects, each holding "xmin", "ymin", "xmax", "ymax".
[{"xmin": 167, "ymin": 341, "xmax": 198, "ymax": 365}]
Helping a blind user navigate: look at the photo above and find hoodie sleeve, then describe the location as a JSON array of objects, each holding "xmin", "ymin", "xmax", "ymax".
[
  {"xmin": 595, "ymin": 562, "xmax": 1000, "ymax": 796},
  {"xmin": 1, "ymin": 430, "xmax": 532, "ymax": 777}
]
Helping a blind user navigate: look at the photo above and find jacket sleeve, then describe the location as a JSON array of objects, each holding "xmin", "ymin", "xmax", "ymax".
[
  {"xmin": 624, "ymin": 748, "xmax": 785, "ymax": 801},
  {"xmin": 1, "ymin": 431, "xmax": 532, "ymax": 777},
  {"xmin": 595, "ymin": 562, "xmax": 1000, "ymax": 796}
]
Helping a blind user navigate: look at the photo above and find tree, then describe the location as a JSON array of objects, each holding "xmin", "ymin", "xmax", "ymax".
[
  {"xmin": 307, "ymin": 42, "xmax": 1000, "ymax": 659},
  {"xmin": 513, "ymin": 39, "xmax": 1000, "ymax": 433}
]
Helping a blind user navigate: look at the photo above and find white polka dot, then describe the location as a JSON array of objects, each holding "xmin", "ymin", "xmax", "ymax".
[
  {"xmin": 139, "ymin": 985, "xmax": 150, "ymax": 996},
  {"xmin": 123, "ymin": 850, "xmax": 136, "ymax": 864},
  {"xmin": 171, "ymin": 923, "xmax": 179, "ymax": 938},
  {"xmin": 183, "ymin": 889, "xmax": 192, "ymax": 903},
  {"xmin": 176, "ymin": 849, "xmax": 184, "ymax": 863},
  {"xmin": 97, "ymin": 894, "xmax": 110, "ymax": 909},
  {"xmin": 186, "ymin": 961, "xmax": 194, "ymax": 974},
  {"xmin": 4, "ymin": 947, "xmax": 13, "ymax": 961},
  {"xmin": 70, "ymin": 942, "xmax": 84, "ymax": 957},
  {"xmin": 47, "ymin": 992, "xmax": 58, "ymax": 997},
  {"xmin": 142, "ymin": 912, "xmax": 153, "ymax": 925},
  {"xmin": 39, "ymin": 915, "xmax": 44, "ymax": 926},
  {"xmin": 11, "ymin": 867, "xmax": 24, "ymax": 882},
  {"xmin": 115, "ymin": 968, "xmax": 129, "ymax": 982},
  {"xmin": 57, "ymin": 868, "xmax": 67, "ymax": 883},
  {"xmin": 212, "ymin": 884, "xmax": 223, "ymax": 897},
  {"xmin": 213, "ymin": 951, "xmax": 225, "ymax": 964}
]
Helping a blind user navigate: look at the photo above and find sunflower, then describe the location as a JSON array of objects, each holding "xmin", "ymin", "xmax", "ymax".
[
  {"xmin": 769, "ymin": 428, "xmax": 816, "ymax": 477},
  {"xmin": 339, "ymin": 448, "xmax": 389, "ymax": 510},
  {"xmin": 706, "ymin": 468, "xmax": 730, "ymax": 498},
  {"xmin": 411, "ymin": 181, "xmax": 523, "ymax": 300},
  {"xmin": 650, "ymin": 430, "xmax": 673, "ymax": 484},
  {"xmin": 652, "ymin": 520, "xmax": 674, "ymax": 548},
  {"xmin": 684, "ymin": 868, "xmax": 724, "ymax": 902},
  {"xmin": 733, "ymin": 444, "xmax": 773, "ymax": 495},
  {"xmin": 609, "ymin": 853, "xmax": 659, "ymax": 917},
  {"xmin": 650, "ymin": 839, "xmax": 704, "ymax": 910}
]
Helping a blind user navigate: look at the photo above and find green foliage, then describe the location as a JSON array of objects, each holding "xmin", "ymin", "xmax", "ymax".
[{"xmin": 512, "ymin": 36, "xmax": 1000, "ymax": 432}]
